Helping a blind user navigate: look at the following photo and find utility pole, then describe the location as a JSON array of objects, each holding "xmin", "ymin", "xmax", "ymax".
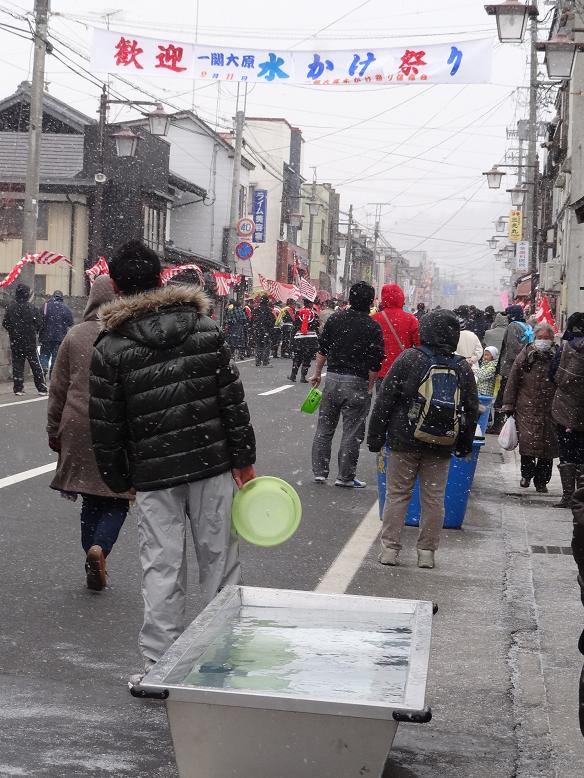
[
  {"xmin": 92, "ymin": 85, "xmax": 108, "ymax": 262},
  {"xmin": 21, "ymin": 0, "xmax": 50, "ymax": 289},
  {"xmin": 227, "ymin": 86, "xmax": 245, "ymax": 274},
  {"xmin": 343, "ymin": 204, "xmax": 353, "ymax": 298},
  {"xmin": 526, "ymin": 16, "xmax": 539, "ymax": 309},
  {"xmin": 368, "ymin": 202, "xmax": 391, "ymax": 296},
  {"xmin": 307, "ymin": 166, "xmax": 317, "ymax": 270}
]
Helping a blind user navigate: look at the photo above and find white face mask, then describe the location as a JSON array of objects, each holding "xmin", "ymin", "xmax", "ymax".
[{"xmin": 533, "ymin": 339, "xmax": 552, "ymax": 351}]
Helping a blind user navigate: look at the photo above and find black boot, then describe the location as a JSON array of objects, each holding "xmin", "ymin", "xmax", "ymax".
[
  {"xmin": 555, "ymin": 463, "xmax": 577, "ymax": 508},
  {"xmin": 300, "ymin": 368, "xmax": 309, "ymax": 384},
  {"xmin": 288, "ymin": 370, "xmax": 297, "ymax": 382}
]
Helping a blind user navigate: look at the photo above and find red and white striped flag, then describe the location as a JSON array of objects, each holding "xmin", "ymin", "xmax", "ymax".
[
  {"xmin": 214, "ymin": 272, "xmax": 241, "ymax": 296},
  {"xmin": 160, "ymin": 263, "xmax": 205, "ymax": 286},
  {"xmin": 298, "ymin": 276, "xmax": 317, "ymax": 302},
  {"xmin": 258, "ymin": 274, "xmax": 302, "ymax": 302},
  {"xmin": 0, "ymin": 251, "xmax": 71, "ymax": 289},
  {"xmin": 85, "ymin": 256, "xmax": 109, "ymax": 284}
]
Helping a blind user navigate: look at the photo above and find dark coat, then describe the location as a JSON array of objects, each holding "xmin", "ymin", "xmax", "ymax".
[
  {"xmin": 47, "ymin": 277, "xmax": 133, "ymax": 499},
  {"xmin": 40, "ymin": 296, "xmax": 74, "ymax": 346},
  {"xmin": 2, "ymin": 284, "xmax": 42, "ymax": 350},
  {"xmin": 89, "ymin": 285, "xmax": 256, "ymax": 494},
  {"xmin": 251, "ymin": 302, "xmax": 275, "ymax": 336},
  {"xmin": 368, "ymin": 310, "xmax": 479, "ymax": 457},
  {"xmin": 502, "ymin": 345, "xmax": 558, "ymax": 458},
  {"xmin": 551, "ymin": 337, "xmax": 584, "ymax": 431}
]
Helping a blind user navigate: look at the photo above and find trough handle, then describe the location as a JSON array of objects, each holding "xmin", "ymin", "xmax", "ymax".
[
  {"xmin": 130, "ymin": 686, "xmax": 169, "ymax": 700},
  {"xmin": 393, "ymin": 706, "xmax": 432, "ymax": 724}
]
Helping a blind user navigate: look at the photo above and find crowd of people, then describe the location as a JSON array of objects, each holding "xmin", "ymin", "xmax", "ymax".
[{"xmin": 2, "ymin": 240, "xmax": 582, "ymax": 710}]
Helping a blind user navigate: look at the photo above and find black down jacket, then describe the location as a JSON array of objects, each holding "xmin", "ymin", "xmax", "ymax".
[{"xmin": 89, "ymin": 285, "xmax": 256, "ymax": 493}]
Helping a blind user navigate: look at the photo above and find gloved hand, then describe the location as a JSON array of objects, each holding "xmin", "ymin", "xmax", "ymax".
[
  {"xmin": 454, "ymin": 447, "xmax": 472, "ymax": 459},
  {"xmin": 48, "ymin": 436, "xmax": 61, "ymax": 453}
]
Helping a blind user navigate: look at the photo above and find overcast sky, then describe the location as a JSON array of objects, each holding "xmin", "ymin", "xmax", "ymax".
[{"xmin": 0, "ymin": 0, "xmax": 543, "ymax": 291}]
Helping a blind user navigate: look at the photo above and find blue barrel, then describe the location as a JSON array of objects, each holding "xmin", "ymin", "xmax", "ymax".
[
  {"xmin": 377, "ymin": 438, "xmax": 485, "ymax": 530},
  {"xmin": 477, "ymin": 395, "xmax": 495, "ymax": 435}
]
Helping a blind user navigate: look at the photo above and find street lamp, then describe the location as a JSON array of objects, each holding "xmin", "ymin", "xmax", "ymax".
[
  {"xmin": 495, "ymin": 217, "xmax": 508, "ymax": 233},
  {"xmin": 487, "ymin": 237, "xmax": 498, "ymax": 249},
  {"xmin": 484, "ymin": 1, "xmax": 538, "ymax": 44},
  {"xmin": 352, "ymin": 227, "xmax": 362, "ymax": 240},
  {"xmin": 535, "ymin": 36, "xmax": 583, "ymax": 80},
  {"xmin": 147, "ymin": 103, "xmax": 171, "ymax": 136},
  {"xmin": 507, "ymin": 185, "xmax": 527, "ymax": 207},
  {"xmin": 483, "ymin": 165, "xmax": 506, "ymax": 189},
  {"xmin": 111, "ymin": 126, "xmax": 139, "ymax": 158},
  {"xmin": 308, "ymin": 201, "xmax": 320, "ymax": 218}
]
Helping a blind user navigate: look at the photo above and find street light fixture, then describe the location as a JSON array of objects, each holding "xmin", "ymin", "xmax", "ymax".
[
  {"xmin": 535, "ymin": 35, "xmax": 583, "ymax": 80},
  {"xmin": 308, "ymin": 201, "xmax": 320, "ymax": 218},
  {"xmin": 484, "ymin": 1, "xmax": 538, "ymax": 44},
  {"xmin": 147, "ymin": 103, "xmax": 171, "ymax": 136},
  {"xmin": 487, "ymin": 237, "xmax": 499, "ymax": 249},
  {"xmin": 483, "ymin": 165, "xmax": 506, "ymax": 189},
  {"xmin": 495, "ymin": 217, "xmax": 508, "ymax": 233},
  {"xmin": 111, "ymin": 126, "xmax": 140, "ymax": 158},
  {"xmin": 507, "ymin": 185, "xmax": 527, "ymax": 207},
  {"xmin": 352, "ymin": 227, "xmax": 362, "ymax": 240}
]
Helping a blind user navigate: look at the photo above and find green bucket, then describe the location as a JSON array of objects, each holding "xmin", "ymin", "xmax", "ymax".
[{"xmin": 300, "ymin": 387, "xmax": 322, "ymax": 414}]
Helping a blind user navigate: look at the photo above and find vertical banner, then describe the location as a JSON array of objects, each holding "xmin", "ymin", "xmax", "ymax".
[
  {"xmin": 253, "ymin": 190, "xmax": 267, "ymax": 243},
  {"xmin": 516, "ymin": 240, "xmax": 529, "ymax": 272},
  {"xmin": 508, "ymin": 210, "xmax": 523, "ymax": 243}
]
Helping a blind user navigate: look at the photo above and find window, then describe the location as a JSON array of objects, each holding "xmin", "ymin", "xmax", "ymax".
[
  {"xmin": 142, "ymin": 202, "xmax": 166, "ymax": 254},
  {"xmin": 0, "ymin": 200, "xmax": 49, "ymax": 241}
]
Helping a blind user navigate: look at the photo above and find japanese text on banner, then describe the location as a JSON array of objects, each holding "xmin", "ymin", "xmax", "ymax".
[{"xmin": 91, "ymin": 29, "xmax": 493, "ymax": 86}]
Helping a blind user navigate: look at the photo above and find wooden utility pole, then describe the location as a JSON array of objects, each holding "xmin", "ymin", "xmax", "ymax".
[
  {"xmin": 227, "ymin": 85, "xmax": 246, "ymax": 274},
  {"xmin": 21, "ymin": 0, "xmax": 50, "ymax": 289}
]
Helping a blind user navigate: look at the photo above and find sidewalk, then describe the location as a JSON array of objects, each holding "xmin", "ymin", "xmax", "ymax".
[{"xmin": 348, "ymin": 439, "xmax": 583, "ymax": 777}]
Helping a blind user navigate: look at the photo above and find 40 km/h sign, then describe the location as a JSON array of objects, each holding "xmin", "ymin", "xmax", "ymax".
[
  {"xmin": 236, "ymin": 217, "xmax": 256, "ymax": 238},
  {"xmin": 235, "ymin": 241, "xmax": 254, "ymax": 260}
]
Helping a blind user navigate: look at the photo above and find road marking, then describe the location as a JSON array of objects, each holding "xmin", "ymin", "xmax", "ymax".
[
  {"xmin": 236, "ymin": 358, "xmax": 255, "ymax": 364},
  {"xmin": 316, "ymin": 501, "xmax": 380, "ymax": 594},
  {"xmin": 0, "ymin": 462, "xmax": 57, "ymax": 490},
  {"xmin": 258, "ymin": 385, "xmax": 295, "ymax": 396},
  {"xmin": 0, "ymin": 396, "xmax": 48, "ymax": 409}
]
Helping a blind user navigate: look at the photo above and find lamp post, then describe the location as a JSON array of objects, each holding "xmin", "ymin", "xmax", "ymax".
[
  {"xmin": 484, "ymin": 1, "xmax": 538, "ymax": 43},
  {"xmin": 483, "ymin": 165, "xmax": 506, "ymax": 189},
  {"xmin": 92, "ymin": 85, "xmax": 171, "ymax": 261}
]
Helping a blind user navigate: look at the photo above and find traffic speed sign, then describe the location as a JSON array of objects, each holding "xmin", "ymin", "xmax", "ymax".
[
  {"xmin": 236, "ymin": 217, "xmax": 255, "ymax": 237},
  {"xmin": 235, "ymin": 241, "xmax": 254, "ymax": 260}
]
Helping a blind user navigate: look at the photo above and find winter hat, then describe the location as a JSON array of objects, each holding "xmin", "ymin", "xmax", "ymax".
[
  {"xmin": 484, "ymin": 346, "xmax": 499, "ymax": 360},
  {"xmin": 419, "ymin": 309, "xmax": 460, "ymax": 355},
  {"xmin": 506, "ymin": 304, "xmax": 525, "ymax": 322},
  {"xmin": 53, "ymin": 290, "xmax": 64, "ymax": 301},
  {"xmin": 108, "ymin": 239, "xmax": 161, "ymax": 295}
]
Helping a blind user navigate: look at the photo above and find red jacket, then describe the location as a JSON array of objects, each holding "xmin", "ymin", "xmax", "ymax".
[{"xmin": 373, "ymin": 284, "xmax": 420, "ymax": 378}]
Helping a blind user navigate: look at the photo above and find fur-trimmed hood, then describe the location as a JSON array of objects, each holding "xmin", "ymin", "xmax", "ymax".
[{"xmin": 98, "ymin": 284, "xmax": 212, "ymax": 350}]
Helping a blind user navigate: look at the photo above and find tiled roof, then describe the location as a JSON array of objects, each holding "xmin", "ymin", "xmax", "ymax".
[{"xmin": 0, "ymin": 132, "xmax": 84, "ymax": 182}]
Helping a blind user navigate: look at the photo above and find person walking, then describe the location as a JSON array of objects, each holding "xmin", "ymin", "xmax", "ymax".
[
  {"xmin": 502, "ymin": 321, "xmax": 558, "ymax": 493},
  {"xmin": 251, "ymin": 294, "xmax": 275, "ymax": 367},
  {"xmin": 571, "ymin": 486, "xmax": 584, "ymax": 735},
  {"xmin": 373, "ymin": 284, "xmax": 419, "ymax": 387},
  {"xmin": 2, "ymin": 283, "xmax": 47, "ymax": 396},
  {"xmin": 368, "ymin": 310, "xmax": 478, "ymax": 569},
  {"xmin": 484, "ymin": 312, "xmax": 508, "ymax": 353},
  {"xmin": 551, "ymin": 312, "xmax": 584, "ymax": 507},
  {"xmin": 456, "ymin": 326, "xmax": 484, "ymax": 370},
  {"xmin": 415, "ymin": 302, "xmax": 426, "ymax": 321},
  {"xmin": 88, "ymin": 240, "xmax": 256, "ymax": 686},
  {"xmin": 310, "ymin": 282, "xmax": 384, "ymax": 488},
  {"xmin": 39, "ymin": 290, "xmax": 74, "ymax": 378},
  {"xmin": 225, "ymin": 300, "xmax": 248, "ymax": 360},
  {"xmin": 289, "ymin": 299, "xmax": 320, "ymax": 383},
  {"xmin": 278, "ymin": 299, "xmax": 296, "ymax": 358},
  {"xmin": 47, "ymin": 276, "xmax": 132, "ymax": 591},
  {"xmin": 318, "ymin": 299, "xmax": 337, "ymax": 329}
]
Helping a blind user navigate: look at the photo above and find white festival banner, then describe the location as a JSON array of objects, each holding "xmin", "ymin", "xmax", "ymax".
[{"xmin": 91, "ymin": 29, "xmax": 493, "ymax": 86}]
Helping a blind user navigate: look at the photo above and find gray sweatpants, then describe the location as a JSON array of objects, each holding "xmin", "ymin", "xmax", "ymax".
[
  {"xmin": 311, "ymin": 372, "xmax": 371, "ymax": 482},
  {"xmin": 135, "ymin": 471, "xmax": 241, "ymax": 666}
]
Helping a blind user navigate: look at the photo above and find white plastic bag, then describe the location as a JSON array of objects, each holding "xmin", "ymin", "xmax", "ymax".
[{"xmin": 498, "ymin": 415, "xmax": 519, "ymax": 451}]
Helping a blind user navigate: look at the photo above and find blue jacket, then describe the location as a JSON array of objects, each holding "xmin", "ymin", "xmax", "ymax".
[{"xmin": 40, "ymin": 296, "xmax": 74, "ymax": 345}]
